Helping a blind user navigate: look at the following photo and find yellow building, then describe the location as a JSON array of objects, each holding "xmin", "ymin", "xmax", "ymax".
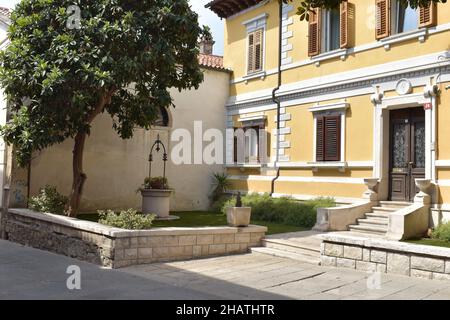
[{"xmin": 207, "ymin": 0, "xmax": 450, "ymax": 228}]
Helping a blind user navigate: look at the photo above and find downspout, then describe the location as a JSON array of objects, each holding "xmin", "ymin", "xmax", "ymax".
[{"xmin": 270, "ymin": 0, "xmax": 283, "ymax": 196}]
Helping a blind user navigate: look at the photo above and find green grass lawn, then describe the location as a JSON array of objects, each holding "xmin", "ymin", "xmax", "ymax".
[
  {"xmin": 405, "ymin": 238, "xmax": 450, "ymax": 249},
  {"xmin": 79, "ymin": 211, "xmax": 307, "ymax": 235}
]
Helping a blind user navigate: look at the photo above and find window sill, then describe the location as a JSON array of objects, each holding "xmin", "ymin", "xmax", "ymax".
[
  {"xmin": 380, "ymin": 28, "xmax": 427, "ymax": 50},
  {"xmin": 307, "ymin": 161, "xmax": 348, "ymax": 172},
  {"xmin": 310, "ymin": 48, "xmax": 348, "ymax": 67},
  {"xmin": 243, "ymin": 71, "xmax": 266, "ymax": 83}
]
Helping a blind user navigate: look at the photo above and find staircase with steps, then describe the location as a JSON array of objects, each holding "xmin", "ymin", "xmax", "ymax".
[
  {"xmin": 348, "ymin": 201, "xmax": 411, "ymax": 236},
  {"xmin": 250, "ymin": 231, "xmax": 322, "ymax": 265}
]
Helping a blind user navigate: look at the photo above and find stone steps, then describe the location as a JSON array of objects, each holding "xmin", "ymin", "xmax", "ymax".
[
  {"xmin": 250, "ymin": 247, "xmax": 321, "ymax": 265},
  {"xmin": 378, "ymin": 201, "xmax": 411, "ymax": 209},
  {"xmin": 366, "ymin": 212, "xmax": 390, "ymax": 219},
  {"xmin": 252, "ymin": 231, "xmax": 323, "ymax": 265},
  {"xmin": 348, "ymin": 224, "xmax": 389, "ymax": 235},
  {"xmin": 262, "ymin": 239, "xmax": 320, "ymax": 256},
  {"xmin": 347, "ymin": 201, "xmax": 412, "ymax": 236},
  {"xmin": 357, "ymin": 217, "xmax": 389, "ymax": 226}
]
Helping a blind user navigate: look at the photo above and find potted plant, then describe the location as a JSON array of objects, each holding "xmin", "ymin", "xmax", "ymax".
[
  {"xmin": 226, "ymin": 192, "xmax": 252, "ymax": 227},
  {"xmin": 140, "ymin": 177, "xmax": 172, "ymax": 219}
]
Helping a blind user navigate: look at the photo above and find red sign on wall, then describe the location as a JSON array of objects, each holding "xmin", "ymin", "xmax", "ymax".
[{"xmin": 424, "ymin": 103, "xmax": 433, "ymax": 110}]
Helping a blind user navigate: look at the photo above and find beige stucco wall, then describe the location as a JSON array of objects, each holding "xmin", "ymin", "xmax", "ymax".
[{"xmin": 28, "ymin": 68, "xmax": 230, "ymax": 213}]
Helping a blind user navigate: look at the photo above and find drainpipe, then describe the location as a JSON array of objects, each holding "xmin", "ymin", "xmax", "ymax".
[{"xmin": 270, "ymin": 1, "xmax": 283, "ymax": 196}]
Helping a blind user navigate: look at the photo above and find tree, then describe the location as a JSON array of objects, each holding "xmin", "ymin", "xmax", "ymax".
[
  {"xmin": 283, "ymin": 0, "xmax": 447, "ymax": 20},
  {"xmin": 0, "ymin": 0, "xmax": 206, "ymax": 217}
]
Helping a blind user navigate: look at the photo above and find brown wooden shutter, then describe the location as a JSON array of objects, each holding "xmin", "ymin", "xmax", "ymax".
[
  {"xmin": 308, "ymin": 8, "xmax": 321, "ymax": 57},
  {"xmin": 324, "ymin": 116, "xmax": 341, "ymax": 161},
  {"xmin": 316, "ymin": 116, "xmax": 325, "ymax": 161},
  {"xmin": 340, "ymin": 1, "xmax": 349, "ymax": 48},
  {"xmin": 375, "ymin": 0, "xmax": 390, "ymax": 40},
  {"xmin": 419, "ymin": 2, "xmax": 437, "ymax": 28},
  {"xmin": 254, "ymin": 29, "xmax": 263, "ymax": 72},
  {"xmin": 247, "ymin": 33, "xmax": 255, "ymax": 73}
]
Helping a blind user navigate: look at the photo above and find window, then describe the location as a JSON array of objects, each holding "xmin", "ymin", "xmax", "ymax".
[
  {"xmin": 308, "ymin": 2, "xmax": 350, "ymax": 57},
  {"xmin": 234, "ymin": 127, "xmax": 260, "ymax": 164},
  {"xmin": 376, "ymin": 0, "xmax": 437, "ymax": 40},
  {"xmin": 322, "ymin": 8, "xmax": 341, "ymax": 52},
  {"xmin": 247, "ymin": 29, "xmax": 264, "ymax": 74},
  {"xmin": 316, "ymin": 115, "xmax": 341, "ymax": 162},
  {"xmin": 392, "ymin": 0, "xmax": 418, "ymax": 34}
]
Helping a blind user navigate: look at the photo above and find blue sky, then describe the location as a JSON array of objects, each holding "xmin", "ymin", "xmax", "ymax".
[{"xmin": 0, "ymin": 0, "xmax": 224, "ymax": 55}]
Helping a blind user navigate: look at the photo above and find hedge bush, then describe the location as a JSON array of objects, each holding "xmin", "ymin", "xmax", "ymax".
[
  {"xmin": 29, "ymin": 185, "xmax": 68, "ymax": 215},
  {"xmin": 220, "ymin": 193, "xmax": 335, "ymax": 229},
  {"xmin": 431, "ymin": 222, "xmax": 450, "ymax": 242},
  {"xmin": 99, "ymin": 209, "xmax": 155, "ymax": 230}
]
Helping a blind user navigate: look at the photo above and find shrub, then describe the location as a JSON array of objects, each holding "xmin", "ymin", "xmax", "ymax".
[
  {"xmin": 431, "ymin": 222, "xmax": 450, "ymax": 242},
  {"xmin": 211, "ymin": 172, "xmax": 231, "ymax": 201},
  {"xmin": 220, "ymin": 193, "xmax": 336, "ymax": 229},
  {"xmin": 29, "ymin": 185, "xmax": 68, "ymax": 215},
  {"xmin": 98, "ymin": 209, "xmax": 155, "ymax": 230},
  {"xmin": 143, "ymin": 177, "xmax": 169, "ymax": 190},
  {"xmin": 210, "ymin": 194, "xmax": 231, "ymax": 213}
]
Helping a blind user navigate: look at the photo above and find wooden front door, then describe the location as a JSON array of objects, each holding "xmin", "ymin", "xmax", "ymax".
[{"xmin": 389, "ymin": 107, "xmax": 426, "ymax": 202}]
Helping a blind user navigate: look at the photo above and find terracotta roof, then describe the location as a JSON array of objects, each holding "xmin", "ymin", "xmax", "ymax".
[
  {"xmin": 198, "ymin": 53, "xmax": 229, "ymax": 72},
  {"xmin": 0, "ymin": 7, "xmax": 11, "ymax": 18},
  {"xmin": 206, "ymin": 0, "xmax": 265, "ymax": 19}
]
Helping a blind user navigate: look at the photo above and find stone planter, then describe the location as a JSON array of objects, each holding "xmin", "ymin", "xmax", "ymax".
[
  {"xmin": 141, "ymin": 189, "xmax": 172, "ymax": 218},
  {"xmin": 227, "ymin": 207, "xmax": 251, "ymax": 227}
]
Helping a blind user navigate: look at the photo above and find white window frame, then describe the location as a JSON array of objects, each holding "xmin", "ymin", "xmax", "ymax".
[{"xmin": 243, "ymin": 13, "xmax": 267, "ymax": 77}]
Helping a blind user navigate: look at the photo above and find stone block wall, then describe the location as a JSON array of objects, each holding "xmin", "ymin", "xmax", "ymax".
[
  {"xmin": 321, "ymin": 234, "xmax": 450, "ymax": 281},
  {"xmin": 5, "ymin": 209, "xmax": 267, "ymax": 269}
]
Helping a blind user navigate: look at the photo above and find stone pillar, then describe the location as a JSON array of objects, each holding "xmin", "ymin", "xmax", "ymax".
[
  {"xmin": 363, "ymin": 178, "xmax": 379, "ymax": 201},
  {"xmin": 415, "ymin": 179, "xmax": 432, "ymax": 205}
]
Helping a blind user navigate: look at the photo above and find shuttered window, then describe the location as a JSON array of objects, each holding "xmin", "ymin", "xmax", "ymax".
[
  {"xmin": 309, "ymin": 4, "xmax": 351, "ymax": 56},
  {"xmin": 234, "ymin": 127, "xmax": 261, "ymax": 164},
  {"xmin": 247, "ymin": 29, "xmax": 263, "ymax": 74},
  {"xmin": 375, "ymin": 0, "xmax": 390, "ymax": 39},
  {"xmin": 316, "ymin": 115, "xmax": 341, "ymax": 162},
  {"xmin": 308, "ymin": 8, "xmax": 321, "ymax": 56},
  {"xmin": 419, "ymin": 2, "xmax": 437, "ymax": 28}
]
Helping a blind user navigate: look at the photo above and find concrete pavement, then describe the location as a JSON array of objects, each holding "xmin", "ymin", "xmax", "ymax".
[{"xmin": 1, "ymin": 240, "xmax": 450, "ymax": 300}]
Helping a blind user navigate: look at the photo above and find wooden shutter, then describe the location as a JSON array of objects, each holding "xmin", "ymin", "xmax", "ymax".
[
  {"xmin": 254, "ymin": 29, "xmax": 263, "ymax": 72},
  {"xmin": 247, "ymin": 29, "xmax": 263, "ymax": 74},
  {"xmin": 308, "ymin": 8, "xmax": 321, "ymax": 57},
  {"xmin": 375, "ymin": 0, "xmax": 390, "ymax": 39},
  {"xmin": 247, "ymin": 33, "xmax": 255, "ymax": 73},
  {"xmin": 340, "ymin": 1, "xmax": 349, "ymax": 48},
  {"xmin": 419, "ymin": 2, "xmax": 437, "ymax": 28},
  {"xmin": 316, "ymin": 116, "xmax": 325, "ymax": 162},
  {"xmin": 324, "ymin": 116, "xmax": 341, "ymax": 161}
]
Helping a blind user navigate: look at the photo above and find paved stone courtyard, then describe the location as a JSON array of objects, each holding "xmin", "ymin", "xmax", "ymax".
[{"xmin": 1, "ymin": 240, "xmax": 450, "ymax": 300}]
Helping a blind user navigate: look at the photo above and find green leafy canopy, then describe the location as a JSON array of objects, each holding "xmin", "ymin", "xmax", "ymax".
[
  {"xmin": 282, "ymin": 0, "xmax": 447, "ymax": 21},
  {"xmin": 0, "ymin": 0, "xmax": 205, "ymax": 166}
]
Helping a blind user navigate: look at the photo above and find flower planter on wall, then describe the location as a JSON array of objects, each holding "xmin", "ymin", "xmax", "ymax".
[{"xmin": 141, "ymin": 189, "xmax": 172, "ymax": 218}]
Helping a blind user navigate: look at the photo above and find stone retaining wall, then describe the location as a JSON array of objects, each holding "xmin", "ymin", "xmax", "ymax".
[
  {"xmin": 5, "ymin": 209, "xmax": 267, "ymax": 268},
  {"xmin": 321, "ymin": 233, "xmax": 450, "ymax": 281}
]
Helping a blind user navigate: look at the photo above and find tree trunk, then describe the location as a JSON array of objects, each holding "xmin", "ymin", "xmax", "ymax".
[
  {"xmin": 67, "ymin": 132, "xmax": 87, "ymax": 218},
  {"xmin": 66, "ymin": 90, "xmax": 116, "ymax": 217}
]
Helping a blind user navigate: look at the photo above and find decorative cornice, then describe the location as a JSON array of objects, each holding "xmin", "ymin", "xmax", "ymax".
[{"xmin": 227, "ymin": 63, "xmax": 450, "ymax": 112}]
